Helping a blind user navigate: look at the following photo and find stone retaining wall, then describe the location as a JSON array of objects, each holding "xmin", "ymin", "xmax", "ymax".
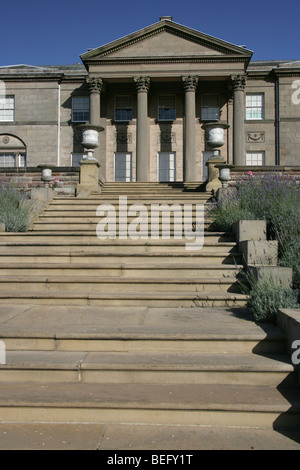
[
  {"xmin": 0, "ymin": 167, "xmax": 80, "ymax": 197},
  {"xmin": 230, "ymin": 166, "xmax": 300, "ymax": 183}
]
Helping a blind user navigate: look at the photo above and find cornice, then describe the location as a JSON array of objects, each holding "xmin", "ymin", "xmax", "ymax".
[{"xmin": 85, "ymin": 56, "xmax": 248, "ymax": 66}]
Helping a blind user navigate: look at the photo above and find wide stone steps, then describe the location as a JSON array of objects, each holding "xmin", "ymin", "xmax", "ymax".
[
  {"xmin": 0, "ymin": 305, "xmax": 298, "ymax": 429},
  {"xmin": 1, "ymin": 184, "xmax": 298, "ymax": 438},
  {"xmin": 0, "ymin": 186, "xmax": 243, "ymax": 307}
]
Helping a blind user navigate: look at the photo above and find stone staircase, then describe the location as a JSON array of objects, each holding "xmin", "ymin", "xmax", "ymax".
[{"xmin": 0, "ymin": 182, "xmax": 299, "ymax": 437}]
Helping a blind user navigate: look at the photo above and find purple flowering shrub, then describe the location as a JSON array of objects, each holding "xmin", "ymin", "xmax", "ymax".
[{"xmin": 210, "ymin": 172, "xmax": 300, "ymax": 289}]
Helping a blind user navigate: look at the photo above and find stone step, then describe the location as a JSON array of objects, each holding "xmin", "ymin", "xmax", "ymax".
[
  {"xmin": 0, "ymin": 290, "xmax": 248, "ymax": 307},
  {"xmin": 0, "ymin": 382, "xmax": 299, "ymax": 428},
  {"xmin": 0, "ymin": 350, "xmax": 294, "ymax": 386},
  {"xmin": 0, "ymin": 304, "xmax": 289, "ymax": 354},
  {"xmin": 0, "ymin": 275, "xmax": 241, "ymax": 293},
  {"xmin": 0, "ymin": 242, "xmax": 237, "ymax": 255},
  {"xmin": 0, "ymin": 252, "xmax": 242, "ymax": 265},
  {"xmin": 30, "ymin": 223, "xmax": 212, "ymax": 231},
  {"xmin": 50, "ymin": 195, "xmax": 211, "ymax": 204},
  {"xmin": 0, "ymin": 263, "xmax": 241, "ymax": 278},
  {"xmin": 0, "ymin": 232, "xmax": 235, "ymax": 243}
]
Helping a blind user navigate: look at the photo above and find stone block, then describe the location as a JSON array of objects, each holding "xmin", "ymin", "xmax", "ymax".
[
  {"xmin": 31, "ymin": 188, "xmax": 54, "ymax": 203},
  {"xmin": 277, "ymin": 309, "xmax": 300, "ymax": 385},
  {"xmin": 232, "ymin": 219, "xmax": 267, "ymax": 243},
  {"xmin": 248, "ymin": 265, "xmax": 293, "ymax": 289},
  {"xmin": 0, "ymin": 222, "xmax": 5, "ymax": 232},
  {"xmin": 239, "ymin": 239, "xmax": 278, "ymax": 266}
]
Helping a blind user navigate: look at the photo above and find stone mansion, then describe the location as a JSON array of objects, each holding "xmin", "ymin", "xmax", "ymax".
[{"xmin": 0, "ymin": 17, "xmax": 300, "ymax": 184}]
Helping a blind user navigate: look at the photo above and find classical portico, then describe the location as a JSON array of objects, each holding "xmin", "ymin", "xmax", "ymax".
[{"xmin": 81, "ymin": 18, "xmax": 252, "ymax": 183}]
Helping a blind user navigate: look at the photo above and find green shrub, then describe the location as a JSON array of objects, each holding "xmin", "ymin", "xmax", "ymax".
[
  {"xmin": 0, "ymin": 186, "xmax": 31, "ymax": 232},
  {"xmin": 245, "ymin": 277, "xmax": 300, "ymax": 323}
]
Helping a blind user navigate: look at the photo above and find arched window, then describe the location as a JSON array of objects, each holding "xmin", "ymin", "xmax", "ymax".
[{"xmin": 0, "ymin": 134, "xmax": 26, "ymax": 167}]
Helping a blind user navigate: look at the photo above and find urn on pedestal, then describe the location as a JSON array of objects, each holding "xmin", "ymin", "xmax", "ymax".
[{"xmin": 201, "ymin": 122, "xmax": 230, "ymax": 192}]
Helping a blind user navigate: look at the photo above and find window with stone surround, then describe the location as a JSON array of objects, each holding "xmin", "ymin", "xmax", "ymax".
[
  {"xmin": 0, "ymin": 96, "xmax": 14, "ymax": 122},
  {"xmin": 246, "ymin": 94, "xmax": 264, "ymax": 120},
  {"xmin": 158, "ymin": 95, "xmax": 176, "ymax": 121},
  {"xmin": 115, "ymin": 95, "xmax": 133, "ymax": 122},
  {"xmin": 246, "ymin": 151, "xmax": 265, "ymax": 166},
  {"xmin": 0, "ymin": 153, "xmax": 26, "ymax": 167},
  {"xmin": 201, "ymin": 94, "xmax": 220, "ymax": 121},
  {"xmin": 72, "ymin": 96, "xmax": 89, "ymax": 122}
]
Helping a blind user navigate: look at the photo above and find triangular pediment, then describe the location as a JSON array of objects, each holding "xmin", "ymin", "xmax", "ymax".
[{"xmin": 81, "ymin": 20, "xmax": 252, "ymax": 63}]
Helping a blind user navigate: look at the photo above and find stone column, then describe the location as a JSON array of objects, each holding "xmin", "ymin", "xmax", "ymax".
[
  {"xmin": 86, "ymin": 76, "xmax": 103, "ymax": 126},
  {"xmin": 86, "ymin": 76, "xmax": 103, "ymax": 168},
  {"xmin": 231, "ymin": 75, "xmax": 246, "ymax": 166},
  {"xmin": 182, "ymin": 75, "xmax": 198, "ymax": 182},
  {"xmin": 134, "ymin": 76, "xmax": 150, "ymax": 182}
]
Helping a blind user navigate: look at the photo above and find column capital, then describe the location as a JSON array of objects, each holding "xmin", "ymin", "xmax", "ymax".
[
  {"xmin": 231, "ymin": 74, "xmax": 247, "ymax": 92},
  {"xmin": 182, "ymin": 75, "xmax": 199, "ymax": 92},
  {"xmin": 134, "ymin": 76, "xmax": 150, "ymax": 93},
  {"xmin": 86, "ymin": 76, "xmax": 103, "ymax": 94}
]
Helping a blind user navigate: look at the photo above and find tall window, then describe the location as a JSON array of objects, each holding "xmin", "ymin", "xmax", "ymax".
[
  {"xmin": 158, "ymin": 95, "xmax": 176, "ymax": 121},
  {"xmin": 158, "ymin": 152, "xmax": 176, "ymax": 182},
  {"xmin": 72, "ymin": 96, "xmax": 89, "ymax": 122},
  {"xmin": 201, "ymin": 94, "xmax": 220, "ymax": 121},
  {"xmin": 115, "ymin": 96, "xmax": 133, "ymax": 121},
  {"xmin": 246, "ymin": 94, "xmax": 264, "ymax": 120},
  {"xmin": 246, "ymin": 151, "xmax": 265, "ymax": 166},
  {"xmin": 0, "ymin": 96, "xmax": 14, "ymax": 122},
  {"xmin": 115, "ymin": 153, "xmax": 132, "ymax": 181}
]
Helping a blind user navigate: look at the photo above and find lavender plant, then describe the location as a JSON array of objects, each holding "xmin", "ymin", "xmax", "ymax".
[
  {"xmin": 209, "ymin": 172, "xmax": 300, "ymax": 317},
  {"xmin": 0, "ymin": 185, "xmax": 30, "ymax": 232}
]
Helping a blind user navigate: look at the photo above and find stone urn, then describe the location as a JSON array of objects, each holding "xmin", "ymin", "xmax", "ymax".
[
  {"xmin": 202, "ymin": 122, "xmax": 230, "ymax": 153},
  {"xmin": 215, "ymin": 164, "xmax": 234, "ymax": 188},
  {"xmin": 77, "ymin": 124, "xmax": 104, "ymax": 161},
  {"xmin": 38, "ymin": 164, "xmax": 56, "ymax": 188},
  {"xmin": 202, "ymin": 122, "xmax": 230, "ymax": 192}
]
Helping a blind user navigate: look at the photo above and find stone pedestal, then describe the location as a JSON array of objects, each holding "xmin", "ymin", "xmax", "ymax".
[
  {"xmin": 77, "ymin": 159, "xmax": 101, "ymax": 196},
  {"xmin": 205, "ymin": 154, "xmax": 226, "ymax": 192}
]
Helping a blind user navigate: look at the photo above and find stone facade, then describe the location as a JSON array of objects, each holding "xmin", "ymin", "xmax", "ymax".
[{"xmin": 0, "ymin": 19, "xmax": 299, "ymax": 183}]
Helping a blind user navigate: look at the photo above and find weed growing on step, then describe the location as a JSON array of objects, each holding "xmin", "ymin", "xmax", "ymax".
[{"xmin": 0, "ymin": 184, "xmax": 31, "ymax": 232}]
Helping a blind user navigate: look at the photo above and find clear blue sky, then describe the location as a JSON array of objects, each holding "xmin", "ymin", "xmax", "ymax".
[{"xmin": 1, "ymin": 0, "xmax": 299, "ymax": 66}]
